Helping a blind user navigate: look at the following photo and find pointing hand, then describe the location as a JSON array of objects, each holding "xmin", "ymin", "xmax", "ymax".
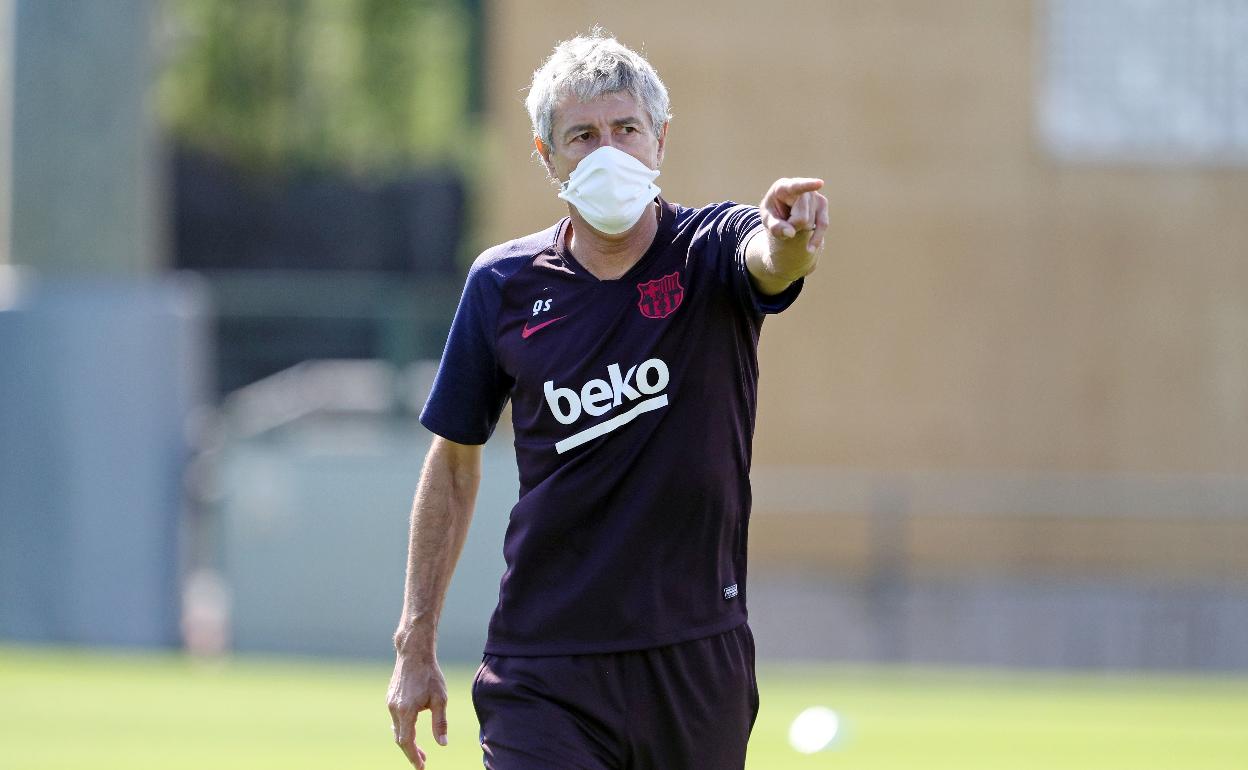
[{"xmin": 760, "ymin": 177, "xmax": 829, "ymax": 253}]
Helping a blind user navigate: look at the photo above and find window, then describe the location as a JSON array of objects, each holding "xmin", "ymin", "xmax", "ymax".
[{"xmin": 1041, "ymin": 0, "xmax": 1248, "ymax": 164}]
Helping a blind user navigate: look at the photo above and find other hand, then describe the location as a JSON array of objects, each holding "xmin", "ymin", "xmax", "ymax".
[{"xmin": 387, "ymin": 649, "xmax": 449, "ymax": 768}]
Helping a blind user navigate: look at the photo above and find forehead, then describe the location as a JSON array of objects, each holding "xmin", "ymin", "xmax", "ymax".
[{"xmin": 551, "ymin": 90, "xmax": 645, "ymax": 135}]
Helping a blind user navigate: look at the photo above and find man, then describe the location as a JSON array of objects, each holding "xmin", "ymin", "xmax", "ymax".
[{"xmin": 387, "ymin": 29, "xmax": 826, "ymax": 769}]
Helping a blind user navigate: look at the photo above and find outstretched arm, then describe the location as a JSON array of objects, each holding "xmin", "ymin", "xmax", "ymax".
[
  {"xmin": 745, "ymin": 177, "xmax": 829, "ymax": 295},
  {"xmin": 387, "ymin": 435, "xmax": 483, "ymax": 768}
]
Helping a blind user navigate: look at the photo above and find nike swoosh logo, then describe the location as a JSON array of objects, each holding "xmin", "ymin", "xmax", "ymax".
[{"xmin": 522, "ymin": 315, "xmax": 569, "ymax": 339}]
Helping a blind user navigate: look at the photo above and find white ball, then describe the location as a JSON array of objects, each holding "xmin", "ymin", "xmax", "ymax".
[{"xmin": 788, "ymin": 706, "xmax": 841, "ymax": 754}]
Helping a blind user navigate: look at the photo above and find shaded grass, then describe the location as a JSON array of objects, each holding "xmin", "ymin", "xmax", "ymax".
[{"xmin": 1, "ymin": 645, "xmax": 1245, "ymax": 769}]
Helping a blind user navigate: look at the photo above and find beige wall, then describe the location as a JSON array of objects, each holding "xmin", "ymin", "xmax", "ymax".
[{"xmin": 481, "ymin": 1, "xmax": 1248, "ymax": 481}]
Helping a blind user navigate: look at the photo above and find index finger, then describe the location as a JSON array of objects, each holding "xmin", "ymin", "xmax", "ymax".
[{"xmin": 777, "ymin": 177, "xmax": 824, "ymax": 198}]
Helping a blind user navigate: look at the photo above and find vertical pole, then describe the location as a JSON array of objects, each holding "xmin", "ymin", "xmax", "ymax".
[
  {"xmin": 463, "ymin": 0, "xmax": 486, "ymax": 119},
  {"xmin": 0, "ymin": 0, "xmax": 13, "ymax": 265},
  {"xmin": 10, "ymin": 0, "xmax": 160, "ymax": 276},
  {"xmin": 868, "ymin": 478, "xmax": 911, "ymax": 663}
]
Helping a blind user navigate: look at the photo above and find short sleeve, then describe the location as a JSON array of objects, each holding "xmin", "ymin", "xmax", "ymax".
[
  {"xmin": 419, "ymin": 260, "xmax": 514, "ymax": 444},
  {"xmin": 710, "ymin": 204, "xmax": 805, "ymax": 316}
]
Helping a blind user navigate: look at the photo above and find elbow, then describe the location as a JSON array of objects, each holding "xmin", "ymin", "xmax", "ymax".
[
  {"xmin": 448, "ymin": 464, "xmax": 482, "ymax": 497},
  {"xmin": 428, "ymin": 435, "xmax": 484, "ymax": 498}
]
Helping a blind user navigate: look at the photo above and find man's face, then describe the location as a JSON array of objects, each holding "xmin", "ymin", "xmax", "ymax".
[{"xmin": 539, "ymin": 90, "xmax": 667, "ymax": 183}]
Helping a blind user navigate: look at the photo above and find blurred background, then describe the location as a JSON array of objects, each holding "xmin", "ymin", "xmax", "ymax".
[{"xmin": 1, "ymin": 0, "xmax": 1246, "ymax": 768}]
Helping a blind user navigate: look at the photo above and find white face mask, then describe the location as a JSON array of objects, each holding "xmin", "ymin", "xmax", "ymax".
[{"xmin": 557, "ymin": 146, "xmax": 661, "ymax": 235}]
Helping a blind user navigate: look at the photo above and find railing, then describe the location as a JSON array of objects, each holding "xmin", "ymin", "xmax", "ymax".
[{"xmin": 199, "ymin": 269, "xmax": 462, "ymax": 396}]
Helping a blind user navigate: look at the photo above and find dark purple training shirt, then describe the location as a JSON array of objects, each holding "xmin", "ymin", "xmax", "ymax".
[{"xmin": 420, "ymin": 198, "xmax": 803, "ymax": 656}]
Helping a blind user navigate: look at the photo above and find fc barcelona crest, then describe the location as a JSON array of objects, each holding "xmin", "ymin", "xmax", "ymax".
[{"xmin": 636, "ymin": 271, "xmax": 684, "ymax": 319}]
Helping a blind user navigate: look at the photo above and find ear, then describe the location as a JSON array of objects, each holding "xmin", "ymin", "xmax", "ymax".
[
  {"xmin": 656, "ymin": 122, "xmax": 669, "ymax": 166},
  {"xmin": 535, "ymin": 136, "xmax": 556, "ymax": 176}
]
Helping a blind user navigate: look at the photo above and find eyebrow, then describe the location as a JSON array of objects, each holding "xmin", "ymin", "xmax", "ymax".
[{"xmin": 561, "ymin": 116, "xmax": 644, "ymax": 140}]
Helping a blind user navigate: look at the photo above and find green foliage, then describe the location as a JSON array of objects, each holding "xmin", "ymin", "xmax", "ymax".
[{"xmin": 156, "ymin": 0, "xmax": 473, "ymax": 175}]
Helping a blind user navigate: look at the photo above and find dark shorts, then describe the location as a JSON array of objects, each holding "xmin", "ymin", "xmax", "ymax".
[{"xmin": 471, "ymin": 623, "xmax": 760, "ymax": 770}]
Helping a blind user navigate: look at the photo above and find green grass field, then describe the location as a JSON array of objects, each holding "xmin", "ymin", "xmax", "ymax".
[{"xmin": 2, "ymin": 645, "xmax": 1246, "ymax": 769}]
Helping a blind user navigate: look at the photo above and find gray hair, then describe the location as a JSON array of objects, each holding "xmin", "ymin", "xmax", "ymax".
[{"xmin": 525, "ymin": 28, "xmax": 671, "ymax": 150}]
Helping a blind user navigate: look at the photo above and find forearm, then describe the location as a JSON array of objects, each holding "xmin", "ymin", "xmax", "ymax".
[
  {"xmin": 394, "ymin": 438, "xmax": 481, "ymax": 656},
  {"xmin": 745, "ymin": 229, "xmax": 819, "ymax": 295}
]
